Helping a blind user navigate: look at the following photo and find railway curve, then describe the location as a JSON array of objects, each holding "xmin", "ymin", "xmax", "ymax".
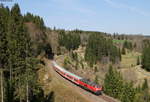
[{"xmin": 44, "ymin": 58, "xmax": 119, "ymax": 102}]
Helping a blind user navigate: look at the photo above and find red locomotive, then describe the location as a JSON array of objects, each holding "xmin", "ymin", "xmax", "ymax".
[{"xmin": 52, "ymin": 61, "xmax": 102, "ymax": 95}]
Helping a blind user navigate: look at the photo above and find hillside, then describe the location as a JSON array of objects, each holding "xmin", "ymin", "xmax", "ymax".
[
  {"xmin": 28, "ymin": 24, "xmax": 150, "ymax": 101},
  {"xmin": 38, "ymin": 62, "xmax": 91, "ymax": 102},
  {"xmin": 38, "ymin": 58, "xmax": 119, "ymax": 102},
  {"xmin": 1, "ymin": 3, "xmax": 150, "ymax": 102},
  {"xmin": 25, "ymin": 22, "xmax": 150, "ymax": 102},
  {"xmin": 53, "ymin": 46, "xmax": 150, "ymax": 88}
]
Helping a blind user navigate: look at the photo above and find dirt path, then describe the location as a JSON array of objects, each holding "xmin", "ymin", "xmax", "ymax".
[{"xmin": 44, "ymin": 59, "xmax": 119, "ymax": 102}]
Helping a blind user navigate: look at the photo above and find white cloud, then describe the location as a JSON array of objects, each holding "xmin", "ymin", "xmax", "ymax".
[{"xmin": 103, "ymin": 0, "xmax": 149, "ymax": 16}]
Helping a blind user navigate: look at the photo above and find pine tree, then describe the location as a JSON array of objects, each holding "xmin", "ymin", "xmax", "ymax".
[
  {"xmin": 104, "ymin": 65, "xmax": 138, "ymax": 101},
  {"xmin": 0, "ymin": 5, "xmax": 11, "ymax": 102},
  {"xmin": 137, "ymin": 56, "xmax": 140, "ymax": 65},
  {"xmin": 142, "ymin": 79, "xmax": 148, "ymax": 90},
  {"xmin": 134, "ymin": 79, "xmax": 150, "ymax": 102},
  {"xmin": 6, "ymin": 4, "xmax": 23, "ymax": 101},
  {"xmin": 0, "ymin": 3, "xmax": 53, "ymax": 102},
  {"xmin": 142, "ymin": 46, "xmax": 150, "ymax": 71},
  {"xmin": 123, "ymin": 40, "xmax": 133, "ymax": 50},
  {"xmin": 104, "ymin": 65, "xmax": 124, "ymax": 99},
  {"xmin": 58, "ymin": 31, "xmax": 81, "ymax": 51},
  {"xmin": 122, "ymin": 47, "xmax": 126, "ymax": 55},
  {"xmin": 95, "ymin": 75, "xmax": 99, "ymax": 84},
  {"xmin": 0, "ymin": 6, "xmax": 7, "ymax": 69},
  {"xmin": 119, "ymin": 48, "xmax": 122, "ymax": 61},
  {"xmin": 85, "ymin": 33, "xmax": 120, "ymax": 66},
  {"xmin": 121, "ymin": 82, "xmax": 135, "ymax": 102},
  {"xmin": 6, "ymin": 4, "xmax": 41, "ymax": 102}
]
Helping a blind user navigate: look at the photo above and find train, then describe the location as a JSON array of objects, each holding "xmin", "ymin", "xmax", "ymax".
[{"xmin": 52, "ymin": 61, "xmax": 102, "ymax": 95}]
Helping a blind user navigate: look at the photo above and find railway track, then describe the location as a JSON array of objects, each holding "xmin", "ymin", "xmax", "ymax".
[
  {"xmin": 46, "ymin": 59, "xmax": 119, "ymax": 102},
  {"xmin": 99, "ymin": 95, "xmax": 118, "ymax": 102}
]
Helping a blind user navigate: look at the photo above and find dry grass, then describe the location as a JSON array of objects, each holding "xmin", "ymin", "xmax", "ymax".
[
  {"xmin": 120, "ymin": 51, "xmax": 141, "ymax": 68},
  {"xmin": 37, "ymin": 64, "xmax": 91, "ymax": 102},
  {"xmin": 51, "ymin": 47, "xmax": 150, "ymax": 98},
  {"xmin": 119, "ymin": 51, "xmax": 150, "ymax": 88},
  {"xmin": 50, "ymin": 84, "xmax": 90, "ymax": 102}
]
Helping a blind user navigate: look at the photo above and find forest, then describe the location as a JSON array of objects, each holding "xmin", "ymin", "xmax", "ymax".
[
  {"xmin": 85, "ymin": 33, "xmax": 121, "ymax": 66},
  {"xmin": 58, "ymin": 30, "xmax": 81, "ymax": 51},
  {"xmin": 104, "ymin": 65, "xmax": 150, "ymax": 102},
  {"xmin": 0, "ymin": 3, "xmax": 150, "ymax": 102},
  {"xmin": 0, "ymin": 4, "xmax": 54, "ymax": 102}
]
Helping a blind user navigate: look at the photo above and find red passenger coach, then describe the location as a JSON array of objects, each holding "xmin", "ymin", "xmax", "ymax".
[
  {"xmin": 52, "ymin": 61, "xmax": 82, "ymax": 85},
  {"xmin": 52, "ymin": 61, "xmax": 102, "ymax": 95}
]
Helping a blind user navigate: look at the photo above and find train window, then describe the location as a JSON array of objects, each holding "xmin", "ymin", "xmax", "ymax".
[
  {"xmin": 81, "ymin": 79, "xmax": 89, "ymax": 84},
  {"xmin": 94, "ymin": 85, "xmax": 100, "ymax": 88},
  {"xmin": 74, "ymin": 79, "xmax": 78, "ymax": 81},
  {"xmin": 67, "ymin": 75, "xmax": 72, "ymax": 79}
]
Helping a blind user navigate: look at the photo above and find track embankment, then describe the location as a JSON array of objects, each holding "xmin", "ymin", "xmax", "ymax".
[{"xmin": 44, "ymin": 59, "xmax": 119, "ymax": 102}]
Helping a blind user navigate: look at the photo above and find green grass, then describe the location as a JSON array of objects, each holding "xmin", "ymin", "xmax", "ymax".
[
  {"xmin": 113, "ymin": 40, "xmax": 126, "ymax": 43},
  {"xmin": 113, "ymin": 40, "xmax": 125, "ymax": 43}
]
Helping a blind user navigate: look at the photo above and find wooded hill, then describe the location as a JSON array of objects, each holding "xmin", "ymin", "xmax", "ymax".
[
  {"xmin": 0, "ymin": 4, "xmax": 53, "ymax": 102},
  {"xmin": 0, "ymin": 3, "xmax": 150, "ymax": 102}
]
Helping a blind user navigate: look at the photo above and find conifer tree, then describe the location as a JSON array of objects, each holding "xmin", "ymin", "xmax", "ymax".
[
  {"xmin": 0, "ymin": 8, "xmax": 7, "ymax": 98},
  {"xmin": 104, "ymin": 65, "xmax": 124, "ymax": 98},
  {"xmin": 142, "ymin": 79, "xmax": 148, "ymax": 90},
  {"xmin": 104, "ymin": 65, "xmax": 138, "ymax": 101},
  {"xmin": 6, "ymin": 4, "xmax": 41, "ymax": 101},
  {"xmin": 95, "ymin": 75, "xmax": 99, "ymax": 84},
  {"xmin": 0, "ymin": 6, "xmax": 7, "ymax": 69},
  {"xmin": 85, "ymin": 33, "xmax": 121, "ymax": 66},
  {"xmin": 0, "ymin": 3, "xmax": 54, "ymax": 102},
  {"xmin": 142, "ymin": 45, "xmax": 150, "ymax": 71},
  {"xmin": 137, "ymin": 56, "xmax": 140, "ymax": 65},
  {"xmin": 123, "ymin": 40, "xmax": 133, "ymax": 50},
  {"xmin": 6, "ymin": 4, "xmax": 23, "ymax": 101},
  {"xmin": 134, "ymin": 79, "xmax": 150, "ymax": 102},
  {"xmin": 122, "ymin": 47, "xmax": 126, "ymax": 55},
  {"xmin": 121, "ymin": 82, "xmax": 135, "ymax": 102},
  {"xmin": 58, "ymin": 30, "xmax": 81, "ymax": 51}
]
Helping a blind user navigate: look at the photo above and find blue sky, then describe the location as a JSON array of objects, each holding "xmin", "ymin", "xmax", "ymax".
[{"xmin": 2, "ymin": 0, "xmax": 150, "ymax": 35}]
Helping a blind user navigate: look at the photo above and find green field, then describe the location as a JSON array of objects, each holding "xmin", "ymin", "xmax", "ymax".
[{"xmin": 113, "ymin": 40, "xmax": 126, "ymax": 43}]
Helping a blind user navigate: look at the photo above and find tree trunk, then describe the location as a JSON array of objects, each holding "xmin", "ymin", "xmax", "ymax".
[
  {"xmin": 26, "ymin": 81, "xmax": 29, "ymax": 102},
  {"xmin": 9, "ymin": 59, "xmax": 12, "ymax": 84},
  {"xmin": 1, "ymin": 70, "xmax": 4, "ymax": 102},
  {"xmin": 19, "ymin": 78, "xmax": 21, "ymax": 102},
  {"xmin": 9, "ymin": 60, "xmax": 12, "ymax": 101}
]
